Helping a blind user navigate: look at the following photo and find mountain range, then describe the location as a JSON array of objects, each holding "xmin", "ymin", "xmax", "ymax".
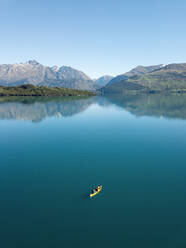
[
  {"xmin": 1, "ymin": 60, "xmax": 186, "ymax": 94},
  {"xmin": 0, "ymin": 60, "xmax": 98, "ymax": 91},
  {"xmin": 106, "ymin": 64, "xmax": 164, "ymax": 86},
  {"xmin": 102, "ymin": 63, "xmax": 186, "ymax": 94},
  {"xmin": 0, "ymin": 60, "xmax": 115, "ymax": 91}
]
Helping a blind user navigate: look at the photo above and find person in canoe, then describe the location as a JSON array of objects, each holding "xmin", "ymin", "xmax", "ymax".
[{"xmin": 90, "ymin": 185, "xmax": 102, "ymax": 197}]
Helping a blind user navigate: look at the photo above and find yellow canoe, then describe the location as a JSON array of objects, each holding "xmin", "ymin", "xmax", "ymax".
[{"xmin": 90, "ymin": 186, "xmax": 102, "ymax": 198}]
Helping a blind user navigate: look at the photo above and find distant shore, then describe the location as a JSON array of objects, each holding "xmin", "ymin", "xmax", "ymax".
[{"xmin": 0, "ymin": 85, "xmax": 95, "ymax": 97}]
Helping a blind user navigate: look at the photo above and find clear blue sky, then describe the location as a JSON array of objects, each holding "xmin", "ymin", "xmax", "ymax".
[{"xmin": 1, "ymin": 0, "xmax": 186, "ymax": 78}]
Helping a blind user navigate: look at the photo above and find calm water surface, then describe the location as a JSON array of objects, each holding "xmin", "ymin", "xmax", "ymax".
[{"xmin": 1, "ymin": 94, "xmax": 186, "ymax": 248}]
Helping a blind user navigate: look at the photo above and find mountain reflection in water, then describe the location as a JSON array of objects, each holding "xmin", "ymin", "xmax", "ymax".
[
  {"xmin": 0, "ymin": 97, "xmax": 95, "ymax": 122},
  {"xmin": 0, "ymin": 94, "xmax": 186, "ymax": 122},
  {"xmin": 106, "ymin": 94, "xmax": 186, "ymax": 120}
]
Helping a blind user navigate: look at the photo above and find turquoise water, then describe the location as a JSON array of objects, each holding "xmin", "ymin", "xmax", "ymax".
[{"xmin": 1, "ymin": 95, "xmax": 186, "ymax": 248}]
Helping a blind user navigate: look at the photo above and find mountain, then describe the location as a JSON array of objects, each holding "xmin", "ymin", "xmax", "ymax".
[
  {"xmin": 94, "ymin": 75, "xmax": 113, "ymax": 88},
  {"xmin": 0, "ymin": 60, "xmax": 95, "ymax": 91},
  {"xmin": 102, "ymin": 63, "xmax": 186, "ymax": 94},
  {"xmin": 107, "ymin": 64, "xmax": 164, "ymax": 86}
]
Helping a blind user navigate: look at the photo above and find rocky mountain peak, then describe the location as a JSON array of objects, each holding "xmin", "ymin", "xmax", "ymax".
[
  {"xmin": 0, "ymin": 60, "xmax": 95, "ymax": 91},
  {"xmin": 51, "ymin": 66, "xmax": 59, "ymax": 72},
  {"xmin": 26, "ymin": 60, "xmax": 40, "ymax": 66}
]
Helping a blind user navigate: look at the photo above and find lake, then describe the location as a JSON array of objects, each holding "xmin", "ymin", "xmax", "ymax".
[{"xmin": 1, "ymin": 94, "xmax": 186, "ymax": 248}]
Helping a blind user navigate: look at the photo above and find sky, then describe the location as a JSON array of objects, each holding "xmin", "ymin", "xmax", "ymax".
[{"xmin": 0, "ymin": 0, "xmax": 186, "ymax": 78}]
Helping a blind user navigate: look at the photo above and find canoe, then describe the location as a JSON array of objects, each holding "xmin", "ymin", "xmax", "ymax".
[{"xmin": 90, "ymin": 185, "xmax": 102, "ymax": 198}]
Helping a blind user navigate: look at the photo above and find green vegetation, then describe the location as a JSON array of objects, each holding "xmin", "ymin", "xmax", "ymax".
[
  {"xmin": 102, "ymin": 64, "xmax": 186, "ymax": 94},
  {"xmin": 0, "ymin": 84, "xmax": 95, "ymax": 97},
  {"xmin": 125, "ymin": 70, "xmax": 186, "ymax": 92}
]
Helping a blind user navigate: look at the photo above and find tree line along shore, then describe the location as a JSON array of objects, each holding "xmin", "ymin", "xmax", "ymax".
[{"xmin": 0, "ymin": 85, "xmax": 95, "ymax": 97}]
